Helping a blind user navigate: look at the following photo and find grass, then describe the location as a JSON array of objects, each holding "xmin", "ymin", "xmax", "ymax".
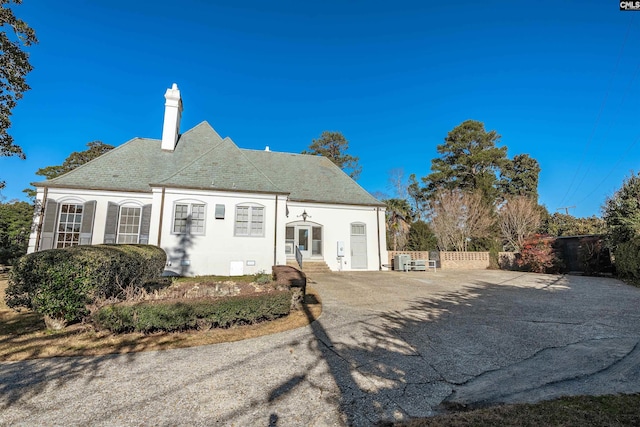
[
  {"xmin": 394, "ymin": 393, "xmax": 640, "ymax": 426},
  {"xmin": 0, "ymin": 275, "xmax": 322, "ymax": 361}
]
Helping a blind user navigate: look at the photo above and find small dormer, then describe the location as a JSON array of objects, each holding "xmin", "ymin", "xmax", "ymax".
[{"xmin": 161, "ymin": 83, "xmax": 183, "ymax": 151}]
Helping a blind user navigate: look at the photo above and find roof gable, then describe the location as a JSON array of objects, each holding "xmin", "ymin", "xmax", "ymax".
[{"xmin": 36, "ymin": 121, "xmax": 383, "ymax": 206}]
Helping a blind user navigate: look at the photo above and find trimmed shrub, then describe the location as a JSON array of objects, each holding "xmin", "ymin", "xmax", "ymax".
[
  {"xmin": 93, "ymin": 291, "xmax": 293, "ymax": 333},
  {"xmin": 614, "ymin": 238, "xmax": 640, "ymax": 282},
  {"xmin": 517, "ymin": 235, "xmax": 564, "ymax": 274},
  {"xmin": 5, "ymin": 244, "xmax": 166, "ymax": 324}
]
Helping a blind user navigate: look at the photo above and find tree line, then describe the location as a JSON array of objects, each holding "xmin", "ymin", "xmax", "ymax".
[
  {"xmin": 296, "ymin": 121, "xmax": 607, "ymax": 255},
  {"xmin": 378, "ymin": 120, "xmax": 605, "ymax": 254}
]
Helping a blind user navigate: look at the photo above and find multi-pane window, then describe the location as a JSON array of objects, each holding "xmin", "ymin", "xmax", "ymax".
[
  {"xmin": 172, "ymin": 203, "xmax": 206, "ymax": 234},
  {"xmin": 117, "ymin": 206, "xmax": 141, "ymax": 244},
  {"xmin": 56, "ymin": 204, "xmax": 83, "ymax": 248},
  {"xmin": 235, "ymin": 205, "xmax": 264, "ymax": 236},
  {"xmin": 312, "ymin": 226, "xmax": 322, "ymax": 255},
  {"xmin": 351, "ymin": 223, "xmax": 366, "ymax": 235},
  {"xmin": 285, "ymin": 226, "xmax": 295, "ymax": 254}
]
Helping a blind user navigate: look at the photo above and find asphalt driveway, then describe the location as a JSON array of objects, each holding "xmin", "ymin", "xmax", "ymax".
[{"xmin": 1, "ymin": 270, "xmax": 640, "ymax": 426}]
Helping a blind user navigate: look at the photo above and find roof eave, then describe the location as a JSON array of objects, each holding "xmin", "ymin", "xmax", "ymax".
[
  {"xmin": 149, "ymin": 183, "xmax": 290, "ymax": 196},
  {"xmin": 33, "ymin": 182, "xmax": 152, "ymax": 193},
  {"xmin": 288, "ymin": 197, "xmax": 385, "ymax": 207}
]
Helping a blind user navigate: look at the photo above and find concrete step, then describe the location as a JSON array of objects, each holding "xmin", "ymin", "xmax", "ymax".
[{"xmin": 286, "ymin": 259, "xmax": 332, "ymax": 273}]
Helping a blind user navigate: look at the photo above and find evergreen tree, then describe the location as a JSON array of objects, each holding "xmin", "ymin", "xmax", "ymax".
[
  {"xmin": 24, "ymin": 141, "xmax": 114, "ymax": 198},
  {"xmin": 0, "ymin": 0, "xmax": 38, "ymax": 188},
  {"xmin": 499, "ymin": 154, "xmax": 540, "ymax": 200},
  {"xmin": 423, "ymin": 120, "xmax": 507, "ymax": 205},
  {"xmin": 603, "ymin": 172, "xmax": 640, "ymax": 249},
  {"xmin": 303, "ymin": 131, "xmax": 362, "ymax": 180},
  {"xmin": 0, "ymin": 199, "xmax": 32, "ymax": 263}
]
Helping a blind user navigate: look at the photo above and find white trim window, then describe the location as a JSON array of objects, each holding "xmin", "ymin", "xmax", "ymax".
[
  {"xmin": 117, "ymin": 206, "xmax": 142, "ymax": 243},
  {"xmin": 235, "ymin": 205, "xmax": 265, "ymax": 236},
  {"xmin": 172, "ymin": 203, "xmax": 206, "ymax": 235},
  {"xmin": 56, "ymin": 203, "xmax": 84, "ymax": 248}
]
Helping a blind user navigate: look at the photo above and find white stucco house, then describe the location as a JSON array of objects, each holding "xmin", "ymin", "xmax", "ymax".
[{"xmin": 27, "ymin": 84, "xmax": 388, "ymax": 276}]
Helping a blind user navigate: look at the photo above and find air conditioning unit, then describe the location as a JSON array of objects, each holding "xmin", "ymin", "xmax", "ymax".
[{"xmin": 394, "ymin": 254, "xmax": 411, "ymax": 271}]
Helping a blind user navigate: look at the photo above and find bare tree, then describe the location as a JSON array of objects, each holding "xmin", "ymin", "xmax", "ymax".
[
  {"xmin": 387, "ymin": 168, "xmax": 408, "ymax": 200},
  {"xmin": 498, "ymin": 196, "xmax": 541, "ymax": 251},
  {"xmin": 429, "ymin": 189, "xmax": 493, "ymax": 251}
]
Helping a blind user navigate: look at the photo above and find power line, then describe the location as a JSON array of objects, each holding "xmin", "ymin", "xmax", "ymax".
[
  {"xmin": 558, "ymin": 14, "xmax": 635, "ymax": 207},
  {"xmin": 575, "ymin": 133, "xmax": 640, "ymax": 206},
  {"xmin": 566, "ymin": 57, "xmax": 640, "ymax": 204}
]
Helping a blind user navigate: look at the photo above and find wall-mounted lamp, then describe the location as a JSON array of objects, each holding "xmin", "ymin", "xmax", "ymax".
[{"xmin": 298, "ymin": 210, "xmax": 311, "ymax": 221}]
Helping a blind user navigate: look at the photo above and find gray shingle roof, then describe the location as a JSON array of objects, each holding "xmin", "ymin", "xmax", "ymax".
[
  {"xmin": 242, "ymin": 150, "xmax": 382, "ymax": 205},
  {"xmin": 36, "ymin": 121, "xmax": 383, "ymax": 206}
]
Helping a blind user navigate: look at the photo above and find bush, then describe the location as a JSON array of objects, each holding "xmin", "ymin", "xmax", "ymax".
[
  {"xmin": 614, "ymin": 238, "xmax": 640, "ymax": 282},
  {"xmin": 517, "ymin": 235, "xmax": 564, "ymax": 274},
  {"xmin": 253, "ymin": 270, "xmax": 272, "ymax": 285},
  {"xmin": 603, "ymin": 172, "xmax": 640, "ymax": 250},
  {"xmin": 5, "ymin": 244, "xmax": 166, "ymax": 325},
  {"xmin": 577, "ymin": 236, "xmax": 612, "ymax": 276},
  {"xmin": 93, "ymin": 291, "xmax": 293, "ymax": 333}
]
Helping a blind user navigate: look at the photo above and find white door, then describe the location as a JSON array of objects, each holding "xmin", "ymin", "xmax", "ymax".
[{"xmin": 350, "ymin": 223, "xmax": 367, "ymax": 269}]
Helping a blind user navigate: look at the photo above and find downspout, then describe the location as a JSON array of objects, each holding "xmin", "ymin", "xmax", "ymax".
[
  {"xmin": 273, "ymin": 195, "xmax": 278, "ymax": 266},
  {"xmin": 34, "ymin": 187, "xmax": 48, "ymax": 252},
  {"xmin": 157, "ymin": 187, "xmax": 166, "ymax": 246},
  {"xmin": 376, "ymin": 207, "xmax": 382, "ymax": 270}
]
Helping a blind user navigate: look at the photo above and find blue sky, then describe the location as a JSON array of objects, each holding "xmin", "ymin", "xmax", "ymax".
[{"xmin": 1, "ymin": 0, "xmax": 638, "ymax": 218}]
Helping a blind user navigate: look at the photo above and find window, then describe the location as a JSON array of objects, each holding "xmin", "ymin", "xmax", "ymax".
[
  {"xmin": 172, "ymin": 203, "xmax": 206, "ymax": 234},
  {"xmin": 285, "ymin": 226, "xmax": 294, "ymax": 254},
  {"xmin": 235, "ymin": 205, "xmax": 264, "ymax": 236},
  {"xmin": 117, "ymin": 206, "xmax": 141, "ymax": 243},
  {"xmin": 56, "ymin": 203, "xmax": 83, "ymax": 248},
  {"xmin": 312, "ymin": 226, "xmax": 322, "ymax": 255},
  {"xmin": 351, "ymin": 223, "xmax": 366, "ymax": 235}
]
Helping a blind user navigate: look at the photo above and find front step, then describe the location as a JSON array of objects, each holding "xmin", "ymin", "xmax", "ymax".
[{"xmin": 286, "ymin": 259, "xmax": 332, "ymax": 274}]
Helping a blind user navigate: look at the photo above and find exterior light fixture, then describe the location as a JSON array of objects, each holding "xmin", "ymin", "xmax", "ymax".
[{"xmin": 298, "ymin": 210, "xmax": 311, "ymax": 221}]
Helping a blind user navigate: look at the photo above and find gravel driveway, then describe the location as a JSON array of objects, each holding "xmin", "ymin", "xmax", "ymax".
[{"xmin": 1, "ymin": 270, "xmax": 640, "ymax": 426}]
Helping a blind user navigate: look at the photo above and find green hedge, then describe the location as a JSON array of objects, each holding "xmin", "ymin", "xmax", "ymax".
[
  {"xmin": 93, "ymin": 291, "xmax": 293, "ymax": 333},
  {"xmin": 614, "ymin": 238, "xmax": 640, "ymax": 282},
  {"xmin": 5, "ymin": 244, "xmax": 166, "ymax": 323}
]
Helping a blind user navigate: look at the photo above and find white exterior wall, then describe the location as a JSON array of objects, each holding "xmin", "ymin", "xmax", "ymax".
[
  {"xmin": 27, "ymin": 186, "xmax": 386, "ymax": 276},
  {"xmin": 285, "ymin": 202, "xmax": 387, "ymax": 272},
  {"xmin": 157, "ymin": 188, "xmax": 284, "ymax": 276},
  {"xmin": 27, "ymin": 187, "xmax": 153, "ymax": 253}
]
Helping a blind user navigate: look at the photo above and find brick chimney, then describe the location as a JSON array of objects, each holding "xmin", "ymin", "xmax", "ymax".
[{"xmin": 161, "ymin": 83, "xmax": 183, "ymax": 151}]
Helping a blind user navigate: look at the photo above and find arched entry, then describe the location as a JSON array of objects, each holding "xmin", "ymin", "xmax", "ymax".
[{"xmin": 286, "ymin": 221, "xmax": 323, "ymax": 260}]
